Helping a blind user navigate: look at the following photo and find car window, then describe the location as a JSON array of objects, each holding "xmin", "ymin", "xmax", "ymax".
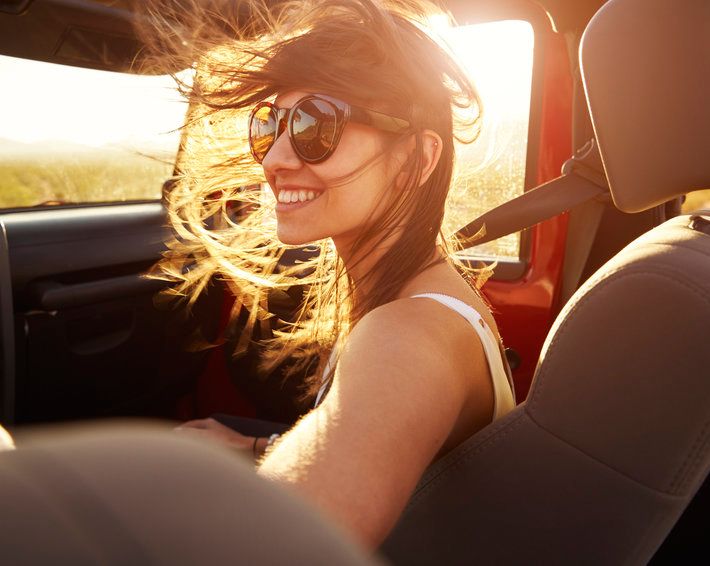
[
  {"xmin": 0, "ymin": 55, "xmax": 187, "ymax": 210},
  {"xmin": 439, "ymin": 19, "xmax": 534, "ymax": 261}
]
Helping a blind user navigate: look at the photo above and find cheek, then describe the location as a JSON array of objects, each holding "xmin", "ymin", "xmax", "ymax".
[
  {"xmin": 314, "ymin": 125, "xmax": 387, "ymax": 179},
  {"xmin": 322, "ymin": 164, "xmax": 397, "ymax": 231}
]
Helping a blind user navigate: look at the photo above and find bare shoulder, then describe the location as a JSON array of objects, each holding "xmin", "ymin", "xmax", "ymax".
[
  {"xmin": 350, "ymin": 293, "xmax": 490, "ymax": 354},
  {"xmin": 348, "ymin": 297, "xmax": 458, "ymax": 357},
  {"xmin": 261, "ymin": 297, "xmax": 487, "ymax": 549},
  {"xmin": 335, "ymin": 296, "xmax": 487, "ymax": 401}
]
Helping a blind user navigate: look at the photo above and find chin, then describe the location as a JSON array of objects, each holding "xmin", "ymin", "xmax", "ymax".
[{"xmin": 276, "ymin": 227, "xmax": 321, "ymax": 246}]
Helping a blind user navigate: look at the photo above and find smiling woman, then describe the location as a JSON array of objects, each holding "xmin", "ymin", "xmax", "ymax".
[
  {"xmin": 0, "ymin": 55, "xmax": 187, "ymax": 209},
  {"xmin": 135, "ymin": 0, "xmax": 521, "ymax": 548}
]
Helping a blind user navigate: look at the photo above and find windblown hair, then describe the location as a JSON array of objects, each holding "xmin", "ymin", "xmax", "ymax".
[{"xmin": 136, "ymin": 0, "xmax": 486, "ymax": 399}]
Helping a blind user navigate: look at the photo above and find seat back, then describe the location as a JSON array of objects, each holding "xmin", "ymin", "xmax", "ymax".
[
  {"xmin": 581, "ymin": 0, "xmax": 710, "ymax": 214},
  {"xmin": 381, "ymin": 1, "xmax": 710, "ymax": 563}
]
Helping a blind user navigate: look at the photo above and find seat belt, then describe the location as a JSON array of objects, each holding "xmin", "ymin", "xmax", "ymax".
[
  {"xmin": 557, "ymin": 139, "xmax": 609, "ymax": 304},
  {"xmin": 456, "ymin": 139, "xmax": 609, "ymax": 247},
  {"xmin": 455, "ymin": 139, "xmax": 610, "ymax": 302}
]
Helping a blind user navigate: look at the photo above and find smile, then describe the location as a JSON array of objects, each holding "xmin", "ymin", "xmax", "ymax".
[{"xmin": 277, "ymin": 189, "xmax": 321, "ymax": 204}]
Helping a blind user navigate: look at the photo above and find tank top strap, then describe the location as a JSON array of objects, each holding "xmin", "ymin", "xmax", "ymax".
[
  {"xmin": 314, "ymin": 340, "xmax": 340, "ymax": 408},
  {"xmin": 409, "ymin": 293, "xmax": 515, "ymax": 419},
  {"xmin": 314, "ymin": 294, "xmax": 516, "ymax": 417}
]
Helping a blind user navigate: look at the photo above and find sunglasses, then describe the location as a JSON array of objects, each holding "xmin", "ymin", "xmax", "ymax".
[{"xmin": 248, "ymin": 94, "xmax": 411, "ymax": 164}]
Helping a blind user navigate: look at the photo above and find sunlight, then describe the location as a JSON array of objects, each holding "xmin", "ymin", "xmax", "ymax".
[
  {"xmin": 0, "ymin": 55, "xmax": 187, "ymax": 151},
  {"xmin": 0, "ymin": 19, "xmax": 532, "ymax": 152},
  {"xmin": 431, "ymin": 19, "xmax": 534, "ymax": 259},
  {"xmin": 429, "ymin": 18, "xmax": 534, "ymax": 122}
]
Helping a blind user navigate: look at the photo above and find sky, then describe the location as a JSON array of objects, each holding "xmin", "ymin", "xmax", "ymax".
[
  {"xmin": 0, "ymin": 19, "xmax": 532, "ymax": 150},
  {"xmin": 432, "ymin": 18, "xmax": 534, "ymax": 121},
  {"xmin": 0, "ymin": 58, "xmax": 188, "ymax": 149}
]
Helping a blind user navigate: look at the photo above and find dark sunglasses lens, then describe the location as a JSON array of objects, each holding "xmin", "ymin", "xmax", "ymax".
[
  {"xmin": 291, "ymin": 99, "xmax": 338, "ymax": 162},
  {"xmin": 250, "ymin": 106, "xmax": 277, "ymax": 162}
]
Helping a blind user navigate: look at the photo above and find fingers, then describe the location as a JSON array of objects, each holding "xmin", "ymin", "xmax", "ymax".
[
  {"xmin": 175, "ymin": 418, "xmax": 224, "ymax": 431},
  {"xmin": 174, "ymin": 418, "xmax": 253, "ymax": 451}
]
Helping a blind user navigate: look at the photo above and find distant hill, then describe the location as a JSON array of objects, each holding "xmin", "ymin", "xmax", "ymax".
[
  {"xmin": 0, "ymin": 137, "xmax": 95, "ymax": 157},
  {"xmin": 0, "ymin": 137, "xmax": 176, "ymax": 162}
]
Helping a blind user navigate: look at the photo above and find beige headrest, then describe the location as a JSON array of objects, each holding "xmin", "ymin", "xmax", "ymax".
[{"xmin": 580, "ymin": 0, "xmax": 710, "ymax": 213}]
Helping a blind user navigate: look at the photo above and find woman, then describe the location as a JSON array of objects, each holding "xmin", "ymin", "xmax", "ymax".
[{"xmin": 144, "ymin": 0, "xmax": 515, "ymax": 548}]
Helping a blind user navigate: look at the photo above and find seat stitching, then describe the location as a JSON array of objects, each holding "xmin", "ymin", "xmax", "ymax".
[
  {"xmin": 669, "ymin": 418, "xmax": 710, "ymax": 494},
  {"xmin": 528, "ymin": 267, "xmax": 710, "ymax": 493},
  {"xmin": 638, "ymin": 236, "xmax": 710, "ymax": 259},
  {"xmin": 525, "ymin": 407, "xmax": 709, "ymax": 496},
  {"xmin": 407, "ymin": 412, "xmax": 527, "ymax": 507},
  {"xmin": 405, "ymin": 408, "xmax": 688, "ymax": 517},
  {"xmin": 530, "ymin": 266, "xmax": 710, "ymax": 409}
]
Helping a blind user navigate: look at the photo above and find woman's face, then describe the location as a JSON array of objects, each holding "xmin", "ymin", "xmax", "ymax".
[{"xmin": 261, "ymin": 90, "xmax": 403, "ymax": 251}]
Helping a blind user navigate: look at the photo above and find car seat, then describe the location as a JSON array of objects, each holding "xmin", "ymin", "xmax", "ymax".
[
  {"xmin": 0, "ymin": 423, "xmax": 378, "ymax": 565},
  {"xmin": 381, "ymin": 0, "xmax": 710, "ymax": 563}
]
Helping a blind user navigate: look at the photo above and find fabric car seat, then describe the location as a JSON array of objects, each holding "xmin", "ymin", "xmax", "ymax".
[
  {"xmin": 381, "ymin": 0, "xmax": 710, "ymax": 563},
  {"xmin": 0, "ymin": 422, "xmax": 379, "ymax": 566}
]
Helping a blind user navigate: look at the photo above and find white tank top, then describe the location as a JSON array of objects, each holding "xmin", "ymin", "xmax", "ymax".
[{"xmin": 314, "ymin": 293, "xmax": 516, "ymax": 420}]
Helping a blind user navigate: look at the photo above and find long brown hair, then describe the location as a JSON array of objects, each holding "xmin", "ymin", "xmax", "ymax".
[{"xmin": 137, "ymin": 0, "xmax": 485, "ymax": 398}]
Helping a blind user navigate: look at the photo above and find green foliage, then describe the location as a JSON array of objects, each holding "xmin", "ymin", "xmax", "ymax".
[
  {"xmin": 0, "ymin": 140, "xmax": 526, "ymax": 259},
  {"xmin": 0, "ymin": 151, "xmax": 171, "ymax": 209}
]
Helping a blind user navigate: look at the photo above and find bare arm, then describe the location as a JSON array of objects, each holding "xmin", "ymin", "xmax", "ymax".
[{"xmin": 257, "ymin": 300, "xmax": 473, "ymax": 549}]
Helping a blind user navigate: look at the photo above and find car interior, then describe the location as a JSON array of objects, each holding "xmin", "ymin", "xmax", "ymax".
[{"xmin": 0, "ymin": 0, "xmax": 708, "ymax": 563}]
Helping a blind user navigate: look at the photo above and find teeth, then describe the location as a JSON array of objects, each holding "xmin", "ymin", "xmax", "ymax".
[{"xmin": 278, "ymin": 189, "xmax": 320, "ymax": 204}]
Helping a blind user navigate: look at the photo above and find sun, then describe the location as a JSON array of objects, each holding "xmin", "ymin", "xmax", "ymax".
[{"xmin": 428, "ymin": 17, "xmax": 534, "ymax": 121}]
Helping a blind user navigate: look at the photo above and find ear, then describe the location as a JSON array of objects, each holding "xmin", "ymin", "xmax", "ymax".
[
  {"xmin": 418, "ymin": 129, "xmax": 443, "ymax": 186},
  {"xmin": 393, "ymin": 130, "xmax": 444, "ymax": 189}
]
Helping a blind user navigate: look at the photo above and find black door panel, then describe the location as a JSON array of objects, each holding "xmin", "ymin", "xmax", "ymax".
[
  {"xmin": 0, "ymin": 203, "xmax": 215, "ymax": 425},
  {"xmin": 29, "ymin": 273, "xmax": 166, "ymax": 311},
  {"xmin": 4, "ymin": 203, "xmax": 169, "ymax": 302}
]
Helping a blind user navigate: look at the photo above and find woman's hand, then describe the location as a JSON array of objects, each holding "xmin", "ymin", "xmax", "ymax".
[{"xmin": 176, "ymin": 418, "xmax": 256, "ymax": 453}]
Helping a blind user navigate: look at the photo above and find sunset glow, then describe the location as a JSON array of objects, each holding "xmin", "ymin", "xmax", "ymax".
[
  {"xmin": 0, "ymin": 56, "xmax": 187, "ymax": 150},
  {"xmin": 431, "ymin": 18, "xmax": 534, "ymax": 122},
  {"xmin": 0, "ymin": 19, "xmax": 532, "ymax": 152}
]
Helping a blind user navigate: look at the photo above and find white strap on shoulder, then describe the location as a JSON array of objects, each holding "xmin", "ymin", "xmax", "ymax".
[
  {"xmin": 410, "ymin": 293, "xmax": 515, "ymax": 420},
  {"xmin": 314, "ymin": 337, "xmax": 341, "ymax": 408}
]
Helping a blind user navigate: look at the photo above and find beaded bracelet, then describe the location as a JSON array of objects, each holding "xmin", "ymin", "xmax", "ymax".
[{"xmin": 266, "ymin": 433, "xmax": 280, "ymax": 451}]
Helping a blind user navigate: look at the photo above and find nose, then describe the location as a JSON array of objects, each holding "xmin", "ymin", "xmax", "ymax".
[{"xmin": 261, "ymin": 129, "xmax": 302, "ymax": 174}]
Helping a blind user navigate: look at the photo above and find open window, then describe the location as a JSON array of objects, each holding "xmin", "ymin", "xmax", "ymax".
[
  {"xmin": 440, "ymin": 19, "xmax": 534, "ymax": 270},
  {"xmin": 0, "ymin": 55, "xmax": 186, "ymax": 211}
]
